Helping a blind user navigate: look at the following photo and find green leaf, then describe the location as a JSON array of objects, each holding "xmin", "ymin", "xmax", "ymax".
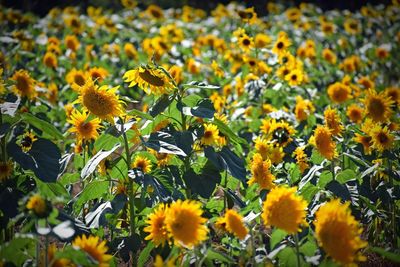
[
  {"xmin": 36, "ymin": 179, "xmax": 69, "ymax": 198},
  {"xmin": 183, "ymin": 81, "xmax": 220, "ymax": 90},
  {"xmin": 299, "ymin": 183, "xmax": 319, "ymax": 202},
  {"xmin": 206, "ymin": 248, "xmax": 234, "ymax": 264},
  {"xmin": 8, "ymin": 138, "xmax": 61, "ymax": 183},
  {"xmin": 128, "ymin": 108, "xmax": 154, "ymax": 120},
  {"xmin": 213, "ymin": 119, "xmax": 247, "ymax": 145},
  {"xmin": 81, "ymin": 143, "xmax": 120, "ymax": 179},
  {"xmin": 94, "ymin": 133, "xmax": 120, "ymax": 151},
  {"xmin": 270, "ymin": 229, "xmax": 288, "ymax": 249},
  {"xmin": 138, "ymin": 242, "xmax": 155, "ymax": 267},
  {"xmin": 0, "ymin": 236, "xmax": 36, "ymax": 266},
  {"xmin": 74, "ymin": 180, "xmax": 109, "ymax": 213},
  {"xmin": 144, "ymin": 131, "xmax": 186, "ymax": 156},
  {"xmin": 179, "ymin": 99, "xmax": 215, "ymax": 119},
  {"xmin": 318, "ymin": 171, "xmax": 333, "ymax": 188},
  {"xmin": 336, "ymin": 169, "xmax": 357, "ymax": 184},
  {"xmin": 21, "ymin": 113, "xmax": 63, "ymax": 139},
  {"xmin": 149, "ymin": 94, "xmax": 175, "ymax": 117},
  {"xmin": 289, "ymin": 163, "xmax": 301, "ymax": 184},
  {"xmin": 370, "ymin": 247, "xmax": 400, "ymax": 263},
  {"xmin": 59, "ymin": 173, "xmax": 80, "ymax": 186},
  {"xmin": 300, "ymin": 241, "xmax": 318, "ymax": 257},
  {"xmin": 183, "ymin": 161, "xmax": 221, "ymax": 198},
  {"xmin": 310, "ymin": 149, "xmax": 324, "ymax": 165}
]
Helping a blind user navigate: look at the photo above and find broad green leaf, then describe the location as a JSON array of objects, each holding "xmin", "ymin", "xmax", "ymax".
[
  {"xmin": 213, "ymin": 119, "xmax": 247, "ymax": 145},
  {"xmin": 206, "ymin": 248, "xmax": 234, "ymax": 264},
  {"xmin": 74, "ymin": 180, "xmax": 109, "ymax": 213},
  {"xmin": 370, "ymin": 247, "xmax": 400, "ymax": 263},
  {"xmin": 318, "ymin": 170, "xmax": 333, "ymax": 188},
  {"xmin": 271, "ymin": 229, "xmax": 288, "ymax": 249},
  {"xmin": 0, "ymin": 236, "xmax": 35, "ymax": 266},
  {"xmin": 149, "ymin": 94, "xmax": 175, "ymax": 117},
  {"xmin": 310, "ymin": 149, "xmax": 324, "ymax": 165},
  {"xmin": 128, "ymin": 108, "xmax": 153, "ymax": 120},
  {"xmin": 81, "ymin": 143, "xmax": 120, "ymax": 179},
  {"xmin": 336, "ymin": 169, "xmax": 357, "ymax": 184},
  {"xmin": 21, "ymin": 113, "xmax": 63, "ymax": 139},
  {"xmin": 138, "ymin": 242, "xmax": 155, "ymax": 267}
]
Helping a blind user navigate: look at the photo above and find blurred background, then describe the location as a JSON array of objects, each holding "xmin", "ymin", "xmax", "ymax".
[{"xmin": 0, "ymin": 0, "xmax": 392, "ymax": 17}]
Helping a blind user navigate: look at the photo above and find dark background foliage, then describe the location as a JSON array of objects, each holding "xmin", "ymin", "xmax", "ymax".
[{"xmin": 1, "ymin": 0, "xmax": 392, "ymax": 17}]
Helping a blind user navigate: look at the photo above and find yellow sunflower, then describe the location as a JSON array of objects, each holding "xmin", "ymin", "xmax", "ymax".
[
  {"xmin": 201, "ymin": 124, "xmax": 219, "ymax": 146},
  {"xmin": 66, "ymin": 68, "xmax": 88, "ymax": 88},
  {"xmin": 43, "ymin": 52, "xmax": 58, "ymax": 68},
  {"xmin": 324, "ymin": 106, "xmax": 344, "ymax": 136},
  {"xmin": 72, "ymin": 235, "xmax": 112, "ymax": 267},
  {"xmin": 224, "ymin": 209, "xmax": 248, "ymax": 240},
  {"xmin": 262, "ymin": 186, "xmax": 308, "ymax": 234},
  {"xmin": 26, "ymin": 194, "xmax": 47, "ymax": 217},
  {"xmin": 309, "ymin": 125, "xmax": 336, "ymax": 160},
  {"xmin": 10, "ymin": 69, "xmax": 37, "ymax": 100},
  {"xmin": 238, "ymin": 34, "xmax": 254, "ymax": 52},
  {"xmin": 322, "ymin": 48, "xmax": 337, "ymax": 65},
  {"xmin": 76, "ymin": 78, "xmax": 125, "ymax": 123},
  {"xmin": 165, "ymin": 199, "xmax": 208, "ymax": 248},
  {"xmin": 0, "ymin": 160, "xmax": 13, "ymax": 182},
  {"xmin": 19, "ymin": 131, "xmax": 37, "ymax": 153},
  {"xmin": 293, "ymin": 146, "xmax": 309, "ymax": 173},
  {"xmin": 248, "ymin": 153, "xmax": 276, "ymax": 190},
  {"xmin": 144, "ymin": 204, "xmax": 169, "ymax": 247},
  {"xmin": 354, "ymin": 133, "xmax": 373, "ymax": 155},
  {"xmin": 272, "ymin": 34, "xmax": 292, "ymax": 55},
  {"xmin": 370, "ymin": 126, "xmax": 395, "ymax": 153},
  {"xmin": 295, "ymin": 96, "xmax": 315, "ymax": 122},
  {"xmin": 123, "ymin": 65, "xmax": 175, "ymax": 96},
  {"xmin": 67, "ymin": 109, "xmax": 102, "ymax": 142},
  {"xmin": 132, "ymin": 155, "xmax": 152, "ymax": 173},
  {"xmin": 314, "ymin": 199, "xmax": 367, "ymax": 266},
  {"xmin": 346, "ymin": 104, "xmax": 363, "ymax": 124},
  {"xmin": 362, "ymin": 89, "xmax": 393, "ymax": 122},
  {"xmin": 285, "ymin": 68, "xmax": 304, "ymax": 87},
  {"xmin": 88, "ymin": 67, "xmax": 109, "ymax": 82},
  {"xmin": 327, "ymin": 82, "xmax": 352, "ymax": 104}
]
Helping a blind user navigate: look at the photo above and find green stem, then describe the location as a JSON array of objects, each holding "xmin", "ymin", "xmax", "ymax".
[
  {"xmin": 45, "ymin": 219, "xmax": 49, "ymax": 267},
  {"xmin": 122, "ymin": 130, "xmax": 135, "ymax": 235},
  {"xmin": 388, "ymin": 159, "xmax": 397, "ymax": 248},
  {"xmin": 223, "ymin": 171, "xmax": 228, "ymax": 210},
  {"xmin": 36, "ymin": 220, "xmax": 40, "ymax": 267},
  {"xmin": 294, "ymin": 234, "xmax": 301, "ymax": 267}
]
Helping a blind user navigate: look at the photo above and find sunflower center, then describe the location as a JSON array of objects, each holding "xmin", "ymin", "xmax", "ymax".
[
  {"xmin": 377, "ymin": 132, "xmax": 388, "ymax": 144},
  {"xmin": 203, "ymin": 130, "xmax": 213, "ymax": 139},
  {"xmin": 242, "ymin": 39, "xmax": 251, "ymax": 46},
  {"xmin": 139, "ymin": 69, "xmax": 165, "ymax": 87},
  {"xmin": 291, "ymin": 74, "xmax": 297, "ymax": 81},
  {"xmin": 151, "ymin": 9, "xmax": 162, "ymax": 18},
  {"xmin": 74, "ymin": 74, "xmax": 86, "ymax": 86},
  {"xmin": 277, "ymin": 42, "xmax": 284, "ymax": 49},
  {"xmin": 78, "ymin": 122, "xmax": 93, "ymax": 135},
  {"xmin": 16, "ymin": 76, "xmax": 30, "ymax": 92},
  {"xmin": 368, "ymin": 98, "xmax": 384, "ymax": 118}
]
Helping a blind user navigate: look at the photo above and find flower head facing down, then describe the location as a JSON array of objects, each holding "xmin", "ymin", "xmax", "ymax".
[
  {"xmin": 262, "ymin": 186, "xmax": 308, "ymax": 234},
  {"xmin": 314, "ymin": 199, "xmax": 367, "ymax": 266},
  {"xmin": 72, "ymin": 235, "xmax": 112, "ymax": 267},
  {"xmin": 123, "ymin": 65, "xmax": 174, "ymax": 95},
  {"xmin": 165, "ymin": 199, "xmax": 208, "ymax": 248}
]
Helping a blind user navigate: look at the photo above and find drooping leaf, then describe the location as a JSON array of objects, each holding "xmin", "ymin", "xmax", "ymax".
[
  {"xmin": 180, "ymin": 99, "xmax": 215, "ymax": 119},
  {"xmin": 81, "ymin": 143, "xmax": 120, "ymax": 179},
  {"xmin": 8, "ymin": 138, "xmax": 61, "ymax": 183},
  {"xmin": 149, "ymin": 94, "xmax": 175, "ymax": 117},
  {"xmin": 183, "ymin": 81, "xmax": 220, "ymax": 90},
  {"xmin": 21, "ymin": 113, "xmax": 63, "ymax": 139},
  {"xmin": 213, "ymin": 119, "xmax": 247, "ymax": 145},
  {"xmin": 183, "ymin": 161, "xmax": 221, "ymax": 198},
  {"xmin": 143, "ymin": 131, "xmax": 186, "ymax": 156},
  {"xmin": 74, "ymin": 180, "xmax": 109, "ymax": 213}
]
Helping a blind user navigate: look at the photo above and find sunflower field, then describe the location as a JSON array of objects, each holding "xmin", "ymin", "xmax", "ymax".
[{"xmin": 0, "ymin": 0, "xmax": 399, "ymax": 266}]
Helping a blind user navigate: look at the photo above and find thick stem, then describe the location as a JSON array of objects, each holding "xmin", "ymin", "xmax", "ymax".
[{"xmin": 122, "ymin": 131, "xmax": 135, "ymax": 235}]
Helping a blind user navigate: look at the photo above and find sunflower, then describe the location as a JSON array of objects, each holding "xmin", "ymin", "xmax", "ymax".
[
  {"xmin": 248, "ymin": 153, "xmax": 276, "ymax": 190},
  {"xmin": 76, "ymin": 78, "xmax": 125, "ymax": 123},
  {"xmin": 327, "ymin": 82, "xmax": 352, "ymax": 104},
  {"xmin": 357, "ymin": 76, "xmax": 375, "ymax": 90},
  {"xmin": 322, "ymin": 48, "xmax": 337, "ymax": 65},
  {"xmin": 88, "ymin": 67, "xmax": 109, "ymax": 82},
  {"xmin": 237, "ymin": 7, "xmax": 257, "ymax": 24},
  {"xmin": 385, "ymin": 86, "xmax": 399, "ymax": 106},
  {"xmin": 19, "ymin": 131, "xmax": 37, "ymax": 153},
  {"xmin": 223, "ymin": 209, "xmax": 248, "ymax": 240},
  {"xmin": 346, "ymin": 104, "xmax": 363, "ymax": 124},
  {"xmin": 0, "ymin": 160, "xmax": 13, "ymax": 182},
  {"xmin": 362, "ymin": 89, "xmax": 393, "ymax": 123},
  {"xmin": 168, "ymin": 65, "xmax": 183, "ymax": 85},
  {"xmin": 324, "ymin": 106, "xmax": 343, "ymax": 136},
  {"xmin": 344, "ymin": 18, "xmax": 361, "ymax": 35},
  {"xmin": 295, "ymin": 96, "xmax": 315, "ymax": 122},
  {"xmin": 269, "ymin": 120, "xmax": 296, "ymax": 147},
  {"xmin": 285, "ymin": 68, "xmax": 303, "ymax": 87},
  {"xmin": 314, "ymin": 199, "xmax": 367, "ymax": 266},
  {"xmin": 43, "ymin": 52, "xmax": 57, "ymax": 68},
  {"xmin": 72, "ymin": 235, "xmax": 112, "ymax": 267},
  {"xmin": 309, "ymin": 125, "xmax": 336, "ymax": 160},
  {"xmin": 272, "ymin": 34, "xmax": 292, "ymax": 55},
  {"xmin": 165, "ymin": 199, "xmax": 208, "ymax": 248},
  {"xmin": 144, "ymin": 204, "xmax": 169, "ymax": 247},
  {"xmin": 262, "ymin": 186, "xmax": 308, "ymax": 234},
  {"xmin": 10, "ymin": 69, "xmax": 37, "ymax": 100},
  {"xmin": 149, "ymin": 149, "xmax": 173, "ymax": 167},
  {"xmin": 45, "ymin": 244, "xmax": 74, "ymax": 267},
  {"xmin": 132, "ymin": 155, "xmax": 152, "ymax": 173},
  {"xmin": 26, "ymin": 194, "xmax": 48, "ymax": 217},
  {"xmin": 64, "ymin": 34, "xmax": 80, "ymax": 51},
  {"xmin": 124, "ymin": 43, "xmax": 138, "ymax": 59},
  {"xmin": 201, "ymin": 124, "xmax": 219, "ymax": 146},
  {"xmin": 67, "ymin": 109, "xmax": 102, "ymax": 142},
  {"xmin": 211, "ymin": 60, "xmax": 224, "ymax": 78},
  {"xmin": 293, "ymin": 146, "xmax": 309, "ymax": 173},
  {"xmin": 254, "ymin": 33, "xmax": 271, "ymax": 48},
  {"xmin": 354, "ymin": 133, "xmax": 373, "ymax": 155},
  {"xmin": 123, "ymin": 65, "xmax": 174, "ymax": 96},
  {"xmin": 238, "ymin": 34, "xmax": 254, "ymax": 52},
  {"xmin": 66, "ymin": 68, "xmax": 88, "ymax": 88},
  {"xmin": 370, "ymin": 126, "xmax": 394, "ymax": 153}
]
